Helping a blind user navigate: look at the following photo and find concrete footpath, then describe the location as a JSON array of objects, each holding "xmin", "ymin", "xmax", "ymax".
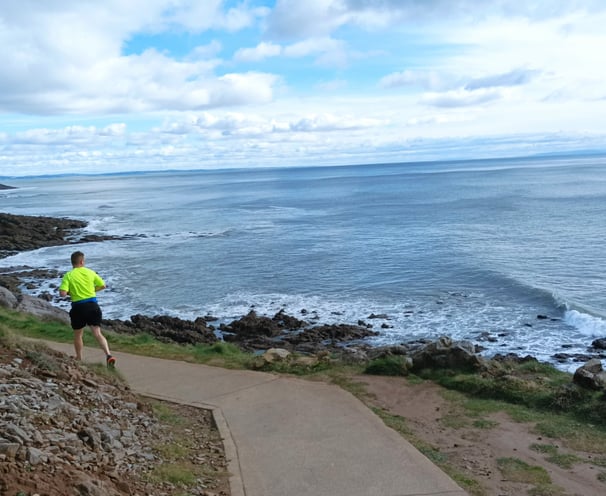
[{"xmin": 42, "ymin": 342, "xmax": 467, "ymax": 496}]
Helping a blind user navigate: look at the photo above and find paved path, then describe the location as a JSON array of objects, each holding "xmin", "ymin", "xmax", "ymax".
[{"xmin": 42, "ymin": 342, "xmax": 467, "ymax": 496}]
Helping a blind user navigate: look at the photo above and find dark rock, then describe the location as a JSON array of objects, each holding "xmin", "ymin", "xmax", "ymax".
[
  {"xmin": 221, "ymin": 309, "xmax": 307, "ymax": 340},
  {"xmin": 592, "ymin": 338, "xmax": 606, "ymax": 350},
  {"xmin": 0, "ymin": 184, "xmax": 16, "ymax": 190},
  {"xmin": 0, "ymin": 212, "xmax": 139, "ymax": 260},
  {"xmin": 103, "ymin": 314, "xmax": 217, "ymax": 345},
  {"xmin": 0, "ymin": 213, "xmax": 87, "ymax": 255},
  {"xmin": 492, "ymin": 353, "xmax": 539, "ymax": 364}
]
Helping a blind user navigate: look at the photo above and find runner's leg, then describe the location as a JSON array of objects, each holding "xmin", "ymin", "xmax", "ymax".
[
  {"xmin": 90, "ymin": 325, "xmax": 111, "ymax": 356},
  {"xmin": 73, "ymin": 328, "xmax": 84, "ymax": 360}
]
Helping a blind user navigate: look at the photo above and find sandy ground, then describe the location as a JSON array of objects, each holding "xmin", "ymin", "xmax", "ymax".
[{"xmin": 356, "ymin": 375, "xmax": 606, "ymax": 496}]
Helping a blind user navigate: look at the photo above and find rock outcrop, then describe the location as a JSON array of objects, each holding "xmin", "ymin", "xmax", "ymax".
[
  {"xmin": 103, "ymin": 314, "xmax": 218, "ymax": 345},
  {"xmin": 573, "ymin": 358, "xmax": 606, "ymax": 391},
  {"xmin": 0, "ymin": 212, "xmax": 139, "ymax": 259},
  {"xmin": 410, "ymin": 336, "xmax": 483, "ymax": 371},
  {"xmin": 0, "ymin": 340, "xmax": 229, "ymax": 496},
  {"xmin": 0, "ymin": 288, "xmax": 69, "ymax": 324}
]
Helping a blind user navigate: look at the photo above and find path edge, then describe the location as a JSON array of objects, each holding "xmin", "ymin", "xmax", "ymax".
[{"xmin": 142, "ymin": 392, "xmax": 245, "ymax": 496}]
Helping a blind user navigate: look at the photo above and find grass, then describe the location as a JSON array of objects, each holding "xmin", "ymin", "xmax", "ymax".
[
  {"xmin": 0, "ymin": 306, "xmax": 251, "ymax": 369},
  {"xmin": 6, "ymin": 304, "xmax": 606, "ymax": 495},
  {"xmin": 497, "ymin": 457, "xmax": 551, "ymax": 484},
  {"xmin": 364, "ymin": 355, "xmax": 412, "ymax": 376},
  {"xmin": 410, "ymin": 361, "xmax": 606, "ymax": 429},
  {"xmin": 370, "ymin": 406, "xmax": 486, "ymax": 496},
  {"xmin": 530, "ymin": 444, "xmax": 582, "ymax": 469},
  {"xmin": 147, "ymin": 463, "xmax": 198, "ymax": 486},
  {"xmin": 497, "ymin": 458, "xmax": 565, "ymax": 496},
  {"xmin": 144, "ymin": 399, "xmax": 229, "ymax": 491}
]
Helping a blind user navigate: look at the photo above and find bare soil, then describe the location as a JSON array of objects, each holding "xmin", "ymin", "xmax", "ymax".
[{"xmin": 357, "ymin": 374, "xmax": 606, "ymax": 496}]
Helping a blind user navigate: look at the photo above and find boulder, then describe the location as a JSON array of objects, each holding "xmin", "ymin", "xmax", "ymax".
[
  {"xmin": 221, "ymin": 309, "xmax": 307, "ymax": 339},
  {"xmin": 15, "ymin": 295, "xmax": 69, "ymax": 324},
  {"xmin": 0, "ymin": 286, "xmax": 18, "ymax": 308},
  {"xmin": 411, "ymin": 336, "xmax": 483, "ymax": 371},
  {"xmin": 262, "ymin": 348, "xmax": 291, "ymax": 363},
  {"xmin": 573, "ymin": 359, "xmax": 606, "ymax": 391}
]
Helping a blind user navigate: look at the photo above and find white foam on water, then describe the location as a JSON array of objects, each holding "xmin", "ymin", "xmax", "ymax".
[{"xmin": 564, "ymin": 310, "xmax": 606, "ymax": 337}]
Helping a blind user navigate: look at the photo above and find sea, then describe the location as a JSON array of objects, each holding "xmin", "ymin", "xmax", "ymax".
[{"xmin": 2, "ymin": 154, "xmax": 606, "ymax": 371}]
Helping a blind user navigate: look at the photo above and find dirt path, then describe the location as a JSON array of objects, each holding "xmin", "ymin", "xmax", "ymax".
[{"xmin": 357, "ymin": 375, "xmax": 606, "ymax": 496}]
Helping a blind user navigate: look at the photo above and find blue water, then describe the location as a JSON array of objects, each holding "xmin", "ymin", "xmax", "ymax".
[{"xmin": 2, "ymin": 154, "xmax": 606, "ymax": 370}]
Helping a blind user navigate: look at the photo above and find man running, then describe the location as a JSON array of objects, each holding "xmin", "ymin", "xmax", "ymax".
[{"xmin": 59, "ymin": 251, "xmax": 116, "ymax": 367}]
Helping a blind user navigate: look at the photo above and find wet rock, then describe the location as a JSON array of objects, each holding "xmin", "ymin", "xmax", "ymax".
[
  {"xmin": 368, "ymin": 313, "xmax": 389, "ymax": 319},
  {"xmin": 0, "ymin": 213, "xmax": 87, "ymax": 255},
  {"xmin": 0, "ymin": 212, "xmax": 139, "ymax": 260},
  {"xmin": 221, "ymin": 309, "xmax": 307, "ymax": 339},
  {"xmin": 103, "ymin": 314, "xmax": 217, "ymax": 345}
]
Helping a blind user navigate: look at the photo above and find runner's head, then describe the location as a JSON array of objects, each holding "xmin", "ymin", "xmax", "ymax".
[{"xmin": 71, "ymin": 251, "xmax": 85, "ymax": 267}]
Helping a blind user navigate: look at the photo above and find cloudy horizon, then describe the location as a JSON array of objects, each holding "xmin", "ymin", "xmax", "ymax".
[{"xmin": 1, "ymin": 0, "xmax": 606, "ymax": 177}]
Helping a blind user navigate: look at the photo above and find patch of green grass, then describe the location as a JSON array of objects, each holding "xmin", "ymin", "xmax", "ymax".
[
  {"xmin": 534, "ymin": 414, "xmax": 606, "ymax": 454},
  {"xmin": 530, "ymin": 443, "xmax": 581, "ymax": 468},
  {"xmin": 530, "ymin": 443, "xmax": 559, "ymax": 455},
  {"xmin": 597, "ymin": 471, "xmax": 606, "ymax": 483},
  {"xmin": 152, "ymin": 401, "xmax": 186, "ymax": 425},
  {"xmin": 405, "ymin": 374, "xmax": 425, "ymax": 385},
  {"xmin": 155, "ymin": 441, "xmax": 190, "ymax": 459},
  {"xmin": 472, "ymin": 418, "xmax": 499, "ymax": 429},
  {"xmin": 528, "ymin": 484, "xmax": 567, "ymax": 496},
  {"xmin": 497, "ymin": 457, "xmax": 551, "ymax": 485},
  {"xmin": 148, "ymin": 463, "xmax": 197, "ymax": 486},
  {"xmin": 364, "ymin": 356, "xmax": 411, "ymax": 376},
  {"xmin": 0, "ymin": 306, "xmax": 254, "ymax": 369},
  {"xmin": 546, "ymin": 453, "xmax": 581, "ymax": 469},
  {"xmin": 440, "ymin": 413, "xmax": 469, "ymax": 429}
]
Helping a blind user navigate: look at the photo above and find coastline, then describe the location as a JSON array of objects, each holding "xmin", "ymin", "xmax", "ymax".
[
  {"xmin": 4, "ymin": 212, "xmax": 606, "ymax": 495},
  {"xmin": 2, "ymin": 210, "xmax": 606, "ymax": 366}
]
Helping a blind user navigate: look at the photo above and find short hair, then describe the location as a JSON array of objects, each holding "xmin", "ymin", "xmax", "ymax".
[{"xmin": 71, "ymin": 251, "xmax": 85, "ymax": 266}]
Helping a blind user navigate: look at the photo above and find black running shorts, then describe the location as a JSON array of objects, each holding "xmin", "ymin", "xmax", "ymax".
[{"xmin": 69, "ymin": 301, "xmax": 102, "ymax": 330}]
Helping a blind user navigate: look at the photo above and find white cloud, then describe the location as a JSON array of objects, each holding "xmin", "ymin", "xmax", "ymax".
[
  {"xmin": 421, "ymin": 88, "xmax": 506, "ymax": 108},
  {"xmin": 0, "ymin": 1, "xmax": 277, "ymax": 115},
  {"xmin": 234, "ymin": 42, "xmax": 283, "ymax": 62},
  {"xmin": 379, "ymin": 70, "xmax": 458, "ymax": 91},
  {"xmin": 1, "ymin": 1, "xmax": 606, "ymax": 176}
]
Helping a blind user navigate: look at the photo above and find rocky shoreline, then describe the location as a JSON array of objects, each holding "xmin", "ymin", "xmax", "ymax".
[{"xmin": 2, "ymin": 209, "xmax": 606, "ymax": 368}]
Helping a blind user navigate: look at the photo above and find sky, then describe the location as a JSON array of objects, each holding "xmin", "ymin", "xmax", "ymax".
[{"xmin": 1, "ymin": 0, "xmax": 606, "ymax": 176}]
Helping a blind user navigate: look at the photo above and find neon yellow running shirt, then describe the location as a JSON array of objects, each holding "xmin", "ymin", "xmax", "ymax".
[{"xmin": 59, "ymin": 267, "xmax": 105, "ymax": 302}]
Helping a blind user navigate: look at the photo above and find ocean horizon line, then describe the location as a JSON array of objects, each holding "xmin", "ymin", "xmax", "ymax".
[{"xmin": 1, "ymin": 149, "xmax": 605, "ymax": 181}]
